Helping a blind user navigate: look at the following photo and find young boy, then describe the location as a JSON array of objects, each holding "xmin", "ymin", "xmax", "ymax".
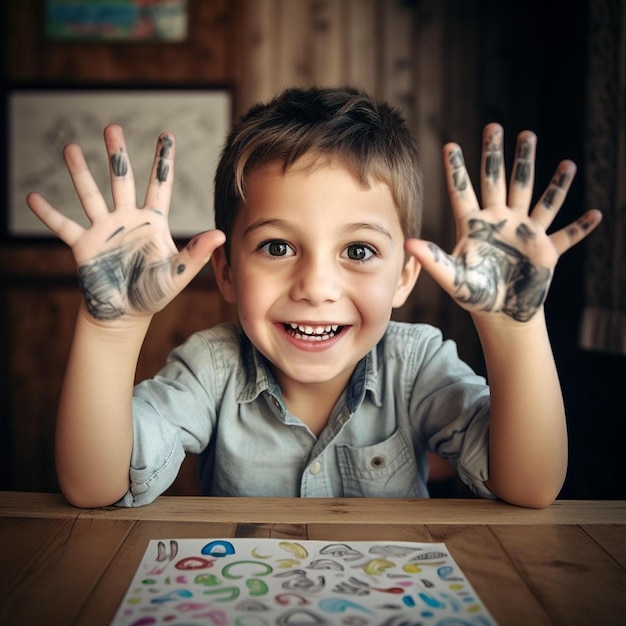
[{"xmin": 27, "ymin": 86, "xmax": 601, "ymax": 509}]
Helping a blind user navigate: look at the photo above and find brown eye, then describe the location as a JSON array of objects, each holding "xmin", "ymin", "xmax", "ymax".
[
  {"xmin": 259, "ymin": 240, "xmax": 294, "ymax": 257},
  {"xmin": 343, "ymin": 244, "xmax": 376, "ymax": 262}
]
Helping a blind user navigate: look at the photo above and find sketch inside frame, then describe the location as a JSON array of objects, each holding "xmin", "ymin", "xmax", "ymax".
[{"xmin": 8, "ymin": 88, "xmax": 231, "ymax": 238}]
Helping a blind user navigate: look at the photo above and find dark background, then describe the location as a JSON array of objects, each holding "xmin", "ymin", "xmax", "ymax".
[{"xmin": 1, "ymin": 0, "xmax": 624, "ymax": 499}]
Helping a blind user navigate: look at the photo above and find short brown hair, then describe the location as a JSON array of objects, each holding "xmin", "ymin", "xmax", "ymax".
[{"xmin": 214, "ymin": 86, "xmax": 423, "ymax": 258}]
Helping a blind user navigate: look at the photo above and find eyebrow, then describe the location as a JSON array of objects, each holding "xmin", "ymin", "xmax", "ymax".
[
  {"xmin": 243, "ymin": 218, "xmax": 290, "ymax": 237},
  {"xmin": 341, "ymin": 222, "xmax": 395, "ymax": 241},
  {"xmin": 243, "ymin": 218, "xmax": 395, "ymax": 241}
]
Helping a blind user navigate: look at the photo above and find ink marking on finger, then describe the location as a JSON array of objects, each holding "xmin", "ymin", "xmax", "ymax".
[
  {"xmin": 148, "ymin": 207, "xmax": 165, "ymax": 216},
  {"xmin": 176, "ymin": 264, "xmax": 186, "ymax": 275},
  {"xmin": 156, "ymin": 159, "xmax": 170, "ymax": 183},
  {"xmin": 448, "ymin": 149, "xmax": 468, "ymax": 192},
  {"xmin": 579, "ymin": 216, "xmax": 595, "ymax": 231},
  {"xmin": 542, "ymin": 170, "xmax": 571, "ymax": 208},
  {"xmin": 156, "ymin": 134, "xmax": 173, "ymax": 183},
  {"xmin": 542, "ymin": 188, "xmax": 558, "ymax": 209},
  {"xmin": 484, "ymin": 129, "xmax": 503, "ymax": 182},
  {"xmin": 428, "ymin": 243, "xmax": 454, "ymax": 267},
  {"xmin": 111, "ymin": 150, "xmax": 128, "ymax": 177},
  {"xmin": 106, "ymin": 226, "xmax": 126, "ymax": 242},
  {"xmin": 515, "ymin": 223, "xmax": 535, "ymax": 243},
  {"xmin": 569, "ymin": 215, "xmax": 595, "ymax": 238},
  {"xmin": 513, "ymin": 139, "xmax": 533, "ymax": 186},
  {"xmin": 159, "ymin": 134, "xmax": 174, "ymax": 157},
  {"xmin": 553, "ymin": 171, "xmax": 571, "ymax": 189}
]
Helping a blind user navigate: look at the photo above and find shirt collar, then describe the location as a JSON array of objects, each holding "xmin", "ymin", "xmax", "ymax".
[{"xmin": 236, "ymin": 331, "xmax": 383, "ymax": 411}]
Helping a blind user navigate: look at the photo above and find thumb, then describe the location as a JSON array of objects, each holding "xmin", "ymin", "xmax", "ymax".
[
  {"xmin": 170, "ymin": 229, "xmax": 226, "ymax": 290},
  {"xmin": 404, "ymin": 238, "xmax": 457, "ymax": 292}
]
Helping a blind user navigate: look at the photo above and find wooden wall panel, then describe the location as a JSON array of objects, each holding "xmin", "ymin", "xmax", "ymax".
[
  {"xmin": 7, "ymin": 287, "xmax": 80, "ymax": 492},
  {"xmin": 5, "ymin": 0, "xmax": 232, "ymax": 83},
  {"xmin": 345, "ymin": 0, "xmax": 377, "ymax": 94},
  {"xmin": 1, "ymin": 0, "xmax": 487, "ymax": 495},
  {"xmin": 1, "ymin": 0, "xmax": 237, "ymax": 493},
  {"xmin": 4, "ymin": 278, "xmax": 237, "ymax": 494},
  {"xmin": 4, "ymin": 0, "xmax": 607, "ymax": 499},
  {"xmin": 0, "ymin": 0, "xmax": 612, "ymax": 497}
]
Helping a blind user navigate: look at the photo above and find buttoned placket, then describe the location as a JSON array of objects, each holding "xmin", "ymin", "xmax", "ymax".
[{"xmin": 300, "ymin": 404, "xmax": 354, "ymax": 497}]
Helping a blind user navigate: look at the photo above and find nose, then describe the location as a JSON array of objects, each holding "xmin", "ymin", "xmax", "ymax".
[{"xmin": 289, "ymin": 253, "xmax": 342, "ymax": 305}]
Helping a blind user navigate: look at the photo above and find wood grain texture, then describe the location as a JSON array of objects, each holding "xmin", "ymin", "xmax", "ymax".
[{"xmin": 1, "ymin": 493, "xmax": 625, "ymax": 626}]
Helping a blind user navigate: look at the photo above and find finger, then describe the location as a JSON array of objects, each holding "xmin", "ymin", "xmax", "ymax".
[
  {"xmin": 170, "ymin": 229, "xmax": 227, "ymax": 291},
  {"xmin": 443, "ymin": 143, "xmax": 480, "ymax": 224},
  {"xmin": 103, "ymin": 124, "xmax": 137, "ymax": 211},
  {"xmin": 26, "ymin": 192, "xmax": 85, "ymax": 246},
  {"xmin": 531, "ymin": 160, "xmax": 577, "ymax": 230},
  {"xmin": 63, "ymin": 143, "xmax": 110, "ymax": 222},
  {"xmin": 508, "ymin": 130, "xmax": 536, "ymax": 211},
  {"xmin": 404, "ymin": 238, "xmax": 458, "ymax": 296},
  {"xmin": 549, "ymin": 209, "xmax": 603, "ymax": 256},
  {"xmin": 143, "ymin": 132, "xmax": 175, "ymax": 215},
  {"xmin": 481, "ymin": 123, "xmax": 506, "ymax": 208}
]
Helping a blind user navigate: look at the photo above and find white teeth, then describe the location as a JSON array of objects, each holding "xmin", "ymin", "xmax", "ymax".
[{"xmin": 285, "ymin": 322, "xmax": 342, "ymax": 340}]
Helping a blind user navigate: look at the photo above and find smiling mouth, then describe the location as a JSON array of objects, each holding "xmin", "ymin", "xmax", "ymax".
[{"xmin": 284, "ymin": 323, "xmax": 345, "ymax": 341}]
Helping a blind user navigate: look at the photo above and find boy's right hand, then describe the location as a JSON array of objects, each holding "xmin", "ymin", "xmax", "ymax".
[{"xmin": 26, "ymin": 125, "xmax": 225, "ymax": 324}]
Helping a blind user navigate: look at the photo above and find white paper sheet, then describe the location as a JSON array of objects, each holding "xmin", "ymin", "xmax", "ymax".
[{"xmin": 111, "ymin": 538, "xmax": 497, "ymax": 625}]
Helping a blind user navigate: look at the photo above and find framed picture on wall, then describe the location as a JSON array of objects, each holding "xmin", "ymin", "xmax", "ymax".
[
  {"xmin": 44, "ymin": 0, "xmax": 189, "ymax": 42},
  {"xmin": 5, "ymin": 85, "xmax": 232, "ymax": 240}
]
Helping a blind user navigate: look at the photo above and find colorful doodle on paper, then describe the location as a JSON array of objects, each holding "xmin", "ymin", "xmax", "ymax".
[{"xmin": 111, "ymin": 539, "xmax": 497, "ymax": 625}]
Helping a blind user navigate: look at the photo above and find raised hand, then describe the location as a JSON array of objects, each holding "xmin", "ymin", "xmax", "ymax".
[
  {"xmin": 406, "ymin": 123, "xmax": 602, "ymax": 322},
  {"xmin": 27, "ymin": 125, "xmax": 225, "ymax": 323}
]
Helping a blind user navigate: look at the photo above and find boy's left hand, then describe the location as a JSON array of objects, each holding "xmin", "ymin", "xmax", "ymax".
[{"xmin": 405, "ymin": 123, "xmax": 602, "ymax": 322}]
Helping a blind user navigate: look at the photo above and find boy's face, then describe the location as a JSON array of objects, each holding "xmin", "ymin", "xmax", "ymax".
[{"xmin": 213, "ymin": 156, "xmax": 420, "ymax": 397}]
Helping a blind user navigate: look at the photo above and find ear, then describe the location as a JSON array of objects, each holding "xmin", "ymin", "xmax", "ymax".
[
  {"xmin": 392, "ymin": 254, "xmax": 421, "ymax": 308},
  {"xmin": 211, "ymin": 246, "xmax": 237, "ymax": 304}
]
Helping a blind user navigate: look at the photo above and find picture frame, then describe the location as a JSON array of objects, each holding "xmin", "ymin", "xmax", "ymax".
[
  {"xmin": 44, "ymin": 0, "xmax": 189, "ymax": 42},
  {"xmin": 5, "ymin": 84, "xmax": 232, "ymax": 240}
]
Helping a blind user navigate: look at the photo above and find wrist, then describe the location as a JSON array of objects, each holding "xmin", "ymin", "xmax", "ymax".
[
  {"xmin": 471, "ymin": 306, "xmax": 547, "ymax": 335},
  {"xmin": 77, "ymin": 302, "xmax": 152, "ymax": 343},
  {"xmin": 471, "ymin": 308, "xmax": 552, "ymax": 361}
]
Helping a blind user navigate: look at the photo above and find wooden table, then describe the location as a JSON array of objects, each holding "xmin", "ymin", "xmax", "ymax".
[{"xmin": 1, "ymin": 492, "xmax": 625, "ymax": 625}]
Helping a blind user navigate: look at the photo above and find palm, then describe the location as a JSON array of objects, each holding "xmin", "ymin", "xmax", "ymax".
[
  {"xmin": 445, "ymin": 206, "xmax": 557, "ymax": 322},
  {"xmin": 72, "ymin": 211, "xmax": 180, "ymax": 320},
  {"xmin": 27, "ymin": 125, "xmax": 225, "ymax": 322},
  {"xmin": 407, "ymin": 124, "xmax": 601, "ymax": 322}
]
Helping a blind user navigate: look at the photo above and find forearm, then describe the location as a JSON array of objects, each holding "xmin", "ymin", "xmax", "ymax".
[
  {"xmin": 475, "ymin": 310, "xmax": 567, "ymax": 508},
  {"xmin": 55, "ymin": 304, "xmax": 151, "ymax": 507}
]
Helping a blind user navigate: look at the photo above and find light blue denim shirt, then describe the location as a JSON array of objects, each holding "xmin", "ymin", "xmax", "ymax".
[{"xmin": 118, "ymin": 321, "xmax": 494, "ymax": 506}]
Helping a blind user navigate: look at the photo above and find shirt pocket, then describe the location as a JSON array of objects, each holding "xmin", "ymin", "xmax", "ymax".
[{"xmin": 336, "ymin": 428, "xmax": 422, "ymax": 498}]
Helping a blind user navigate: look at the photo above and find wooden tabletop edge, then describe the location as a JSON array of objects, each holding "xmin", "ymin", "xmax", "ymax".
[{"xmin": 2, "ymin": 492, "xmax": 624, "ymax": 524}]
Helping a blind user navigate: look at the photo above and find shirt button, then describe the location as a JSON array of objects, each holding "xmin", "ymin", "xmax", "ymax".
[
  {"xmin": 309, "ymin": 461, "xmax": 322, "ymax": 475},
  {"xmin": 370, "ymin": 455, "xmax": 386, "ymax": 469}
]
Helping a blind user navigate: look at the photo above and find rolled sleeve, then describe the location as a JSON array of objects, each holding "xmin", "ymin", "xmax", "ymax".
[
  {"xmin": 115, "ymin": 398, "xmax": 187, "ymax": 507},
  {"xmin": 396, "ymin": 324, "xmax": 495, "ymax": 499},
  {"xmin": 115, "ymin": 330, "xmax": 226, "ymax": 507}
]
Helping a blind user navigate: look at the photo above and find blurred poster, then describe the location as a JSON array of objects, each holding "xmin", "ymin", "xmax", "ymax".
[{"xmin": 45, "ymin": 0, "xmax": 188, "ymax": 42}]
